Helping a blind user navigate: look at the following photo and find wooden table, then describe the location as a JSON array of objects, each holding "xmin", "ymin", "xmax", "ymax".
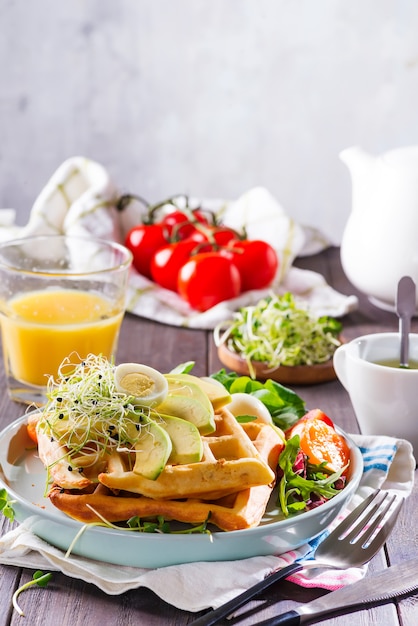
[{"xmin": 0, "ymin": 246, "xmax": 417, "ymax": 625}]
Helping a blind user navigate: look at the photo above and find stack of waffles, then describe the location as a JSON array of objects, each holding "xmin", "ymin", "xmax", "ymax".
[{"xmin": 37, "ymin": 407, "xmax": 284, "ymax": 531}]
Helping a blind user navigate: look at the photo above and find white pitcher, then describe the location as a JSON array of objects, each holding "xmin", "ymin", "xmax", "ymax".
[{"xmin": 340, "ymin": 145, "xmax": 418, "ymax": 308}]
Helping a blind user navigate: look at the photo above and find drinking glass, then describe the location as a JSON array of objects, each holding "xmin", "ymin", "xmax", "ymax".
[{"xmin": 0, "ymin": 234, "xmax": 132, "ymax": 405}]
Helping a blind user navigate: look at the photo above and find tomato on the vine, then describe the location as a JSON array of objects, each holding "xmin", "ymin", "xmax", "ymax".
[
  {"xmin": 150, "ymin": 240, "xmax": 199, "ymax": 292},
  {"xmin": 177, "ymin": 252, "xmax": 241, "ymax": 312},
  {"xmin": 224, "ymin": 239, "xmax": 279, "ymax": 292},
  {"xmin": 125, "ymin": 224, "xmax": 169, "ymax": 279},
  {"xmin": 288, "ymin": 409, "xmax": 350, "ymax": 474},
  {"xmin": 160, "ymin": 209, "xmax": 210, "ymax": 240},
  {"xmin": 124, "ymin": 203, "xmax": 279, "ymax": 310}
]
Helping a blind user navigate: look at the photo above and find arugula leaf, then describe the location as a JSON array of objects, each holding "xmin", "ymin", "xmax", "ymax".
[
  {"xmin": 234, "ymin": 415, "xmax": 257, "ymax": 423},
  {"xmin": 277, "ymin": 435, "xmax": 345, "ymax": 517},
  {"xmin": 277, "ymin": 435, "xmax": 301, "ymax": 516}
]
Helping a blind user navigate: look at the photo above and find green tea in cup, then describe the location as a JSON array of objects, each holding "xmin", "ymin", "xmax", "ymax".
[{"xmin": 373, "ymin": 358, "xmax": 418, "ymax": 369}]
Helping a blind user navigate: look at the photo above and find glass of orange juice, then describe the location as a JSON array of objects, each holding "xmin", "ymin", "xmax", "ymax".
[{"xmin": 0, "ymin": 234, "xmax": 132, "ymax": 405}]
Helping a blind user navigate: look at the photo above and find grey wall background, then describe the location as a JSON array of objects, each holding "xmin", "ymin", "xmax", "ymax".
[{"xmin": 1, "ymin": 0, "xmax": 418, "ymax": 243}]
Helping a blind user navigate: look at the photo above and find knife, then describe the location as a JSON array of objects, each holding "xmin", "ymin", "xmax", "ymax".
[{"xmin": 252, "ymin": 558, "xmax": 418, "ymax": 625}]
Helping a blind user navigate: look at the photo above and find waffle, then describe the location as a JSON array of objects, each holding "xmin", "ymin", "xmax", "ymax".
[
  {"xmin": 97, "ymin": 408, "xmax": 277, "ymax": 499},
  {"xmin": 48, "ymin": 409, "xmax": 284, "ymax": 530},
  {"xmin": 37, "ymin": 431, "xmax": 76, "ymax": 487},
  {"xmin": 36, "ymin": 420, "xmax": 107, "ymax": 490}
]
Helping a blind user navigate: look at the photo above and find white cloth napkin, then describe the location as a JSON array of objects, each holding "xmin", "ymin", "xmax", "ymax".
[
  {"xmin": 0, "ymin": 434, "xmax": 414, "ymax": 612},
  {"xmin": 0, "ymin": 157, "xmax": 358, "ymax": 329}
]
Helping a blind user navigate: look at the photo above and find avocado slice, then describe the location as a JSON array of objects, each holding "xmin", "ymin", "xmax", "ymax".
[
  {"xmin": 158, "ymin": 413, "xmax": 203, "ymax": 464},
  {"xmin": 164, "ymin": 376, "xmax": 213, "ymax": 410},
  {"xmin": 155, "ymin": 394, "xmax": 216, "ymax": 435},
  {"xmin": 165, "ymin": 373, "xmax": 231, "ymax": 411},
  {"xmin": 133, "ymin": 418, "xmax": 172, "ymax": 480}
]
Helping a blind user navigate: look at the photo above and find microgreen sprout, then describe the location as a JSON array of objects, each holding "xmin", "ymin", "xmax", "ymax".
[
  {"xmin": 0, "ymin": 488, "xmax": 15, "ymax": 522},
  {"xmin": 127, "ymin": 515, "xmax": 172, "ymax": 533},
  {"xmin": 12, "ymin": 570, "xmax": 52, "ymax": 617},
  {"xmin": 214, "ymin": 292, "xmax": 342, "ymax": 377},
  {"xmin": 127, "ymin": 513, "xmax": 212, "ymax": 535},
  {"xmin": 39, "ymin": 354, "xmax": 159, "ymax": 475},
  {"xmin": 170, "ymin": 514, "xmax": 212, "ymax": 536},
  {"xmin": 64, "ymin": 507, "xmax": 213, "ymax": 559}
]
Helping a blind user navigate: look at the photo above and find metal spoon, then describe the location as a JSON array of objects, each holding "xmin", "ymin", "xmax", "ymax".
[{"xmin": 396, "ymin": 276, "xmax": 416, "ymax": 368}]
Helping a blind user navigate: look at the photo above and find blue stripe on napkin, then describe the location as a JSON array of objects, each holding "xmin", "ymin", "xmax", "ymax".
[{"xmin": 358, "ymin": 443, "xmax": 397, "ymax": 474}]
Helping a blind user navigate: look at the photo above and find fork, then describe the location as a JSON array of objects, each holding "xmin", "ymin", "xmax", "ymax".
[{"xmin": 188, "ymin": 489, "xmax": 404, "ymax": 626}]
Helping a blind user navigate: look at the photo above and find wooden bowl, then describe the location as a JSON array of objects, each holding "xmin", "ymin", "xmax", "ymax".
[{"xmin": 217, "ymin": 343, "xmax": 338, "ymax": 386}]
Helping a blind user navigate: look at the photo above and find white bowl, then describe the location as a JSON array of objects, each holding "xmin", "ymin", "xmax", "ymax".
[{"xmin": 0, "ymin": 414, "xmax": 363, "ymax": 568}]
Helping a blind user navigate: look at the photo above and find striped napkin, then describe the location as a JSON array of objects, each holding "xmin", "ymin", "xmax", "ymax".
[
  {"xmin": 0, "ymin": 434, "xmax": 414, "ymax": 612},
  {"xmin": 0, "ymin": 157, "xmax": 358, "ymax": 329}
]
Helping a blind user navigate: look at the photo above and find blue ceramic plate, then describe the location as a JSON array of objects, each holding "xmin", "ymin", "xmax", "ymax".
[{"xmin": 0, "ymin": 414, "xmax": 363, "ymax": 568}]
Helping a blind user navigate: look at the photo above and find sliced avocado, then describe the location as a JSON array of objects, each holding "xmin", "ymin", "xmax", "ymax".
[
  {"xmin": 157, "ymin": 413, "xmax": 203, "ymax": 464},
  {"xmin": 155, "ymin": 394, "xmax": 216, "ymax": 435},
  {"xmin": 165, "ymin": 373, "xmax": 231, "ymax": 410},
  {"xmin": 133, "ymin": 419, "xmax": 172, "ymax": 480},
  {"xmin": 164, "ymin": 376, "xmax": 213, "ymax": 411}
]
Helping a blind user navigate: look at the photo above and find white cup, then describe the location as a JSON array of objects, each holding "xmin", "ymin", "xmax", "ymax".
[{"xmin": 333, "ymin": 332, "xmax": 418, "ymax": 457}]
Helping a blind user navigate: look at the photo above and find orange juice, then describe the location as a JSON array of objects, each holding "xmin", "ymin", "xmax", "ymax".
[{"xmin": 0, "ymin": 288, "xmax": 123, "ymax": 386}]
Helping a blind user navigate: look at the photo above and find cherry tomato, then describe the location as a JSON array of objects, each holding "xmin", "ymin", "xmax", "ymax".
[
  {"xmin": 287, "ymin": 409, "xmax": 335, "ymax": 438},
  {"xmin": 150, "ymin": 240, "xmax": 199, "ymax": 292},
  {"xmin": 125, "ymin": 224, "xmax": 168, "ymax": 279},
  {"xmin": 27, "ymin": 419, "xmax": 38, "ymax": 444},
  {"xmin": 189, "ymin": 225, "xmax": 240, "ymax": 246},
  {"xmin": 224, "ymin": 240, "xmax": 279, "ymax": 292},
  {"xmin": 289, "ymin": 410, "xmax": 350, "ymax": 474},
  {"xmin": 161, "ymin": 209, "xmax": 210, "ymax": 240},
  {"xmin": 178, "ymin": 252, "xmax": 241, "ymax": 311}
]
